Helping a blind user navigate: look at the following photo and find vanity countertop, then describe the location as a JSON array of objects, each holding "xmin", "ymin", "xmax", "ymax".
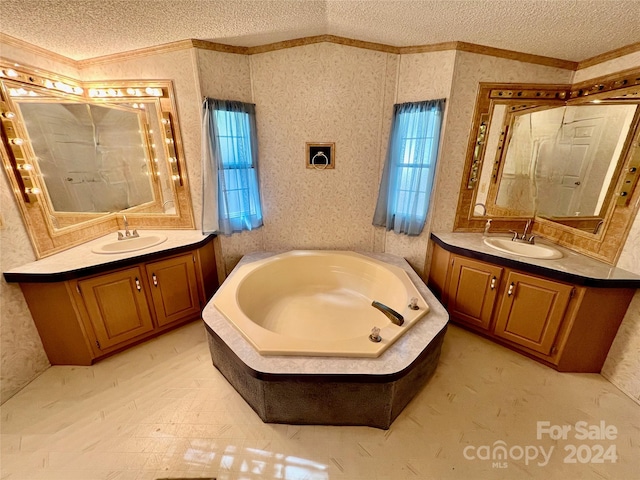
[
  {"xmin": 4, "ymin": 230, "xmax": 214, "ymax": 283},
  {"xmin": 431, "ymin": 232, "xmax": 640, "ymax": 288}
]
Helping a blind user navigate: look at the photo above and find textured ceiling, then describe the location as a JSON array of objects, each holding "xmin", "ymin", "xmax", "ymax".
[{"xmin": 1, "ymin": 0, "xmax": 640, "ymax": 62}]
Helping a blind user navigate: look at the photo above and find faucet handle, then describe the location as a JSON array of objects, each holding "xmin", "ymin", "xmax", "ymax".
[
  {"xmin": 527, "ymin": 235, "xmax": 536, "ymax": 244},
  {"xmin": 369, "ymin": 327, "xmax": 382, "ymax": 343},
  {"xmin": 509, "ymin": 230, "xmax": 520, "ymax": 241}
]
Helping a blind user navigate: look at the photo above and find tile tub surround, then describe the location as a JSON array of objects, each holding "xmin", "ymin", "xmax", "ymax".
[
  {"xmin": 202, "ymin": 251, "xmax": 449, "ymax": 429},
  {"xmin": 430, "ymin": 232, "xmax": 640, "ymax": 288},
  {"xmin": 3, "ymin": 230, "xmax": 214, "ymax": 283}
]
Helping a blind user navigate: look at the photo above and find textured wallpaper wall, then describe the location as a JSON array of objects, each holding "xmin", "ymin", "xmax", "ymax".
[
  {"xmin": 595, "ymin": 52, "xmax": 640, "ymax": 404},
  {"xmin": 249, "ymin": 43, "xmax": 394, "ymax": 261},
  {"xmin": 387, "ymin": 51, "xmax": 456, "ymax": 272},
  {"xmin": 606, "ymin": 229, "xmax": 640, "ymax": 402},
  {"xmin": 0, "ymin": 39, "xmax": 58, "ymax": 402},
  {"xmin": 195, "ymin": 49, "xmax": 261, "ymax": 274}
]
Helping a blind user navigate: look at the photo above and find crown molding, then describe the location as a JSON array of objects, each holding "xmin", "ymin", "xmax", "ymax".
[
  {"xmin": 0, "ymin": 33, "xmax": 77, "ymax": 68},
  {"xmin": 1, "ymin": 32, "xmax": 637, "ymax": 72},
  {"xmin": 245, "ymin": 34, "xmax": 400, "ymax": 55},
  {"xmin": 452, "ymin": 41, "xmax": 578, "ymax": 70},
  {"xmin": 577, "ymin": 41, "xmax": 640, "ymax": 70}
]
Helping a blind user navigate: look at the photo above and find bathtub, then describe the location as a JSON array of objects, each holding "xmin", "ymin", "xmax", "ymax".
[
  {"xmin": 212, "ymin": 250, "xmax": 429, "ymax": 357},
  {"xmin": 203, "ymin": 251, "xmax": 449, "ymax": 429}
]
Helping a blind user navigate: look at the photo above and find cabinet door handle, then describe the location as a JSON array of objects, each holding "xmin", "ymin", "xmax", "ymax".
[
  {"xmin": 152, "ymin": 273, "xmax": 158, "ymax": 287},
  {"xmin": 507, "ymin": 282, "xmax": 515, "ymax": 297},
  {"xmin": 490, "ymin": 276, "xmax": 496, "ymax": 290},
  {"xmin": 135, "ymin": 277, "xmax": 141, "ymax": 292}
]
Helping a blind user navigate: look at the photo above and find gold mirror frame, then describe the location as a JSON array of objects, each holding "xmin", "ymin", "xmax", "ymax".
[
  {"xmin": 455, "ymin": 67, "xmax": 640, "ymax": 264},
  {"xmin": 0, "ymin": 60, "xmax": 194, "ymax": 258}
]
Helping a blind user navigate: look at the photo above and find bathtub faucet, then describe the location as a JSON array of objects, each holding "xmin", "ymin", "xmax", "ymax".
[{"xmin": 371, "ymin": 301, "xmax": 404, "ymax": 326}]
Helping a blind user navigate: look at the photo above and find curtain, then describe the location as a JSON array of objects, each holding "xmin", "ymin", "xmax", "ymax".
[
  {"xmin": 373, "ymin": 99, "xmax": 445, "ymax": 235},
  {"xmin": 202, "ymin": 98, "xmax": 263, "ymax": 235}
]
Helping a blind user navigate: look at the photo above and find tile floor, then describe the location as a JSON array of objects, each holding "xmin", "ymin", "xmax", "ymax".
[{"xmin": 1, "ymin": 321, "xmax": 638, "ymax": 480}]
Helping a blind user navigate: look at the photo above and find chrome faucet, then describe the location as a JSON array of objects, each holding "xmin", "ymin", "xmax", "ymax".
[
  {"xmin": 371, "ymin": 301, "xmax": 404, "ymax": 326},
  {"xmin": 510, "ymin": 219, "xmax": 536, "ymax": 244},
  {"xmin": 117, "ymin": 215, "xmax": 139, "ymax": 240}
]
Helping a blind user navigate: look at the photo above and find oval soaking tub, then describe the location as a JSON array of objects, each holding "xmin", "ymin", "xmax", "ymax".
[
  {"xmin": 212, "ymin": 250, "xmax": 429, "ymax": 357},
  {"xmin": 203, "ymin": 251, "xmax": 449, "ymax": 429}
]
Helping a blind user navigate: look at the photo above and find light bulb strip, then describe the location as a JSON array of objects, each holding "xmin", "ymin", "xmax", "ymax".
[
  {"xmin": 1, "ymin": 65, "xmax": 83, "ymax": 97},
  {"xmin": 0, "ymin": 100, "xmax": 38, "ymax": 203},
  {"xmin": 162, "ymin": 112, "xmax": 182, "ymax": 186},
  {"xmin": 88, "ymin": 87, "xmax": 164, "ymax": 99},
  {"xmin": 142, "ymin": 122, "xmax": 160, "ymax": 181}
]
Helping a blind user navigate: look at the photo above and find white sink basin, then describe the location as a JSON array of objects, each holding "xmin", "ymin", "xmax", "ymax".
[
  {"xmin": 483, "ymin": 237, "xmax": 563, "ymax": 260},
  {"xmin": 92, "ymin": 234, "xmax": 167, "ymax": 254}
]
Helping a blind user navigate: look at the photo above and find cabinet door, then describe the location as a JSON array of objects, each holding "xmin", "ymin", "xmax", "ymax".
[
  {"xmin": 146, "ymin": 254, "xmax": 201, "ymax": 327},
  {"xmin": 447, "ymin": 256, "xmax": 503, "ymax": 330},
  {"xmin": 78, "ymin": 267, "xmax": 154, "ymax": 350},
  {"xmin": 494, "ymin": 271, "xmax": 573, "ymax": 355}
]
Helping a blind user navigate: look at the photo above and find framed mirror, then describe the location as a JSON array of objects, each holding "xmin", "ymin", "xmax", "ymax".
[
  {"xmin": 455, "ymin": 68, "xmax": 640, "ymax": 263},
  {"xmin": 0, "ymin": 60, "xmax": 194, "ymax": 258}
]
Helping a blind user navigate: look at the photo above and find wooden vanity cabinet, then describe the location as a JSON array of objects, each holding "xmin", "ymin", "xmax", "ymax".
[
  {"xmin": 19, "ymin": 239, "xmax": 217, "ymax": 366},
  {"xmin": 78, "ymin": 266, "xmax": 155, "ymax": 351},
  {"xmin": 145, "ymin": 253, "xmax": 201, "ymax": 327},
  {"xmin": 429, "ymin": 242, "xmax": 635, "ymax": 372},
  {"xmin": 492, "ymin": 271, "xmax": 573, "ymax": 356},
  {"xmin": 447, "ymin": 256, "xmax": 503, "ymax": 330}
]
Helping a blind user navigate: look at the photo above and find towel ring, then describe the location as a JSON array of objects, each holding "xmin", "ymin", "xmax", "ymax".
[{"xmin": 312, "ymin": 151, "xmax": 329, "ymax": 170}]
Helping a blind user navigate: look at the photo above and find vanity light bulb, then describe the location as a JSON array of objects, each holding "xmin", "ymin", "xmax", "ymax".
[
  {"xmin": 10, "ymin": 87, "xmax": 28, "ymax": 96},
  {"xmin": 5, "ymin": 69, "xmax": 18, "ymax": 77},
  {"xmin": 25, "ymin": 187, "xmax": 41, "ymax": 195},
  {"xmin": 45, "ymin": 80, "xmax": 55, "ymax": 89},
  {"xmin": 73, "ymin": 87, "xmax": 83, "ymax": 95},
  {"xmin": 126, "ymin": 88, "xmax": 136, "ymax": 95},
  {"xmin": 168, "ymin": 157, "xmax": 177, "ymax": 163},
  {"xmin": 107, "ymin": 89, "xmax": 117, "ymax": 97},
  {"xmin": 171, "ymin": 174, "xmax": 180, "ymax": 181},
  {"xmin": 10, "ymin": 138, "xmax": 24, "ymax": 145},
  {"xmin": 1, "ymin": 111, "xmax": 16, "ymax": 119},
  {"xmin": 17, "ymin": 163, "xmax": 33, "ymax": 171}
]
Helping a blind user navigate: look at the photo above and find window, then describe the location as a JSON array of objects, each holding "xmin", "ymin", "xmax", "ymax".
[
  {"xmin": 373, "ymin": 99, "xmax": 445, "ymax": 235},
  {"xmin": 202, "ymin": 99, "xmax": 263, "ymax": 235}
]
